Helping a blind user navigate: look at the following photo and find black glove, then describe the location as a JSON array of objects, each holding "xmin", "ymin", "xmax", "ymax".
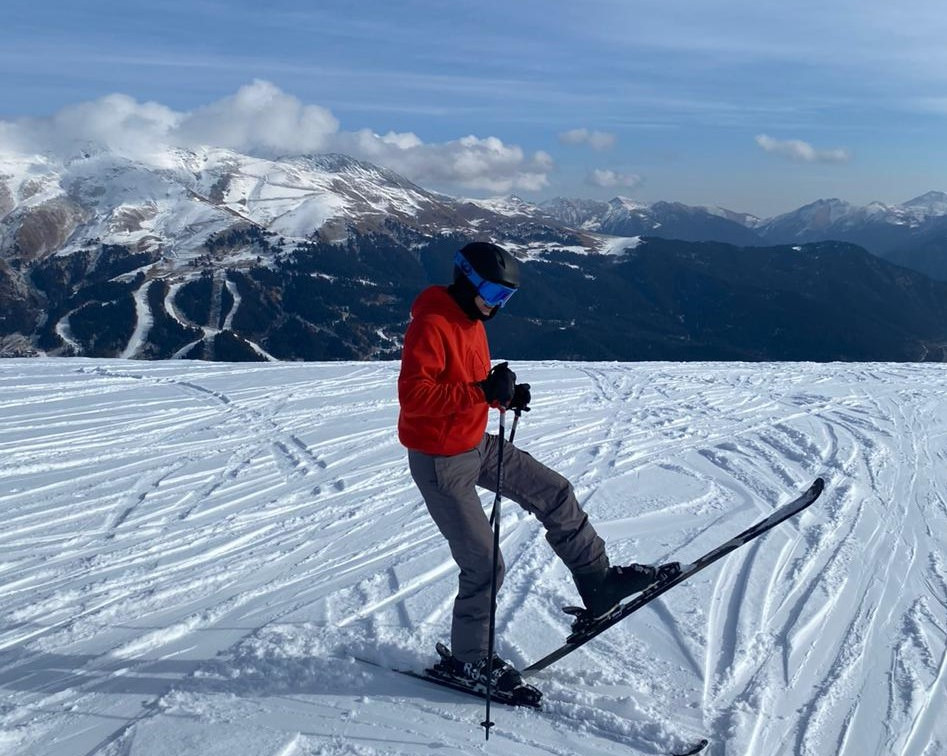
[
  {"xmin": 479, "ymin": 362, "xmax": 516, "ymax": 407},
  {"xmin": 510, "ymin": 383, "xmax": 531, "ymax": 412}
]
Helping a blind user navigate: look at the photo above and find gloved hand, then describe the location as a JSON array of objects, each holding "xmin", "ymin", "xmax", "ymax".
[
  {"xmin": 479, "ymin": 362, "xmax": 516, "ymax": 407},
  {"xmin": 510, "ymin": 383, "xmax": 531, "ymax": 412}
]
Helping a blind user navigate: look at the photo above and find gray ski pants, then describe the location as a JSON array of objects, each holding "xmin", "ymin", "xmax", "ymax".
[{"xmin": 408, "ymin": 433, "xmax": 608, "ymax": 662}]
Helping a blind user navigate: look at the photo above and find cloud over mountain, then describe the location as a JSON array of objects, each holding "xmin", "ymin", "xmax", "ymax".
[{"xmin": 0, "ymin": 81, "xmax": 552, "ymax": 192}]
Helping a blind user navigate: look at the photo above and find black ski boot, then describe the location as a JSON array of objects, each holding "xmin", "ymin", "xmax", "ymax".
[
  {"xmin": 574, "ymin": 561, "xmax": 682, "ymax": 620},
  {"xmin": 429, "ymin": 642, "xmax": 542, "ymax": 707}
]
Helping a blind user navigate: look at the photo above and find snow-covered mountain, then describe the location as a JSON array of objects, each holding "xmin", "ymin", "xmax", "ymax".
[
  {"xmin": 1, "ymin": 358, "xmax": 945, "ymax": 755},
  {"xmin": 0, "ymin": 148, "xmax": 599, "ymax": 360},
  {"xmin": 5, "ymin": 146, "xmax": 947, "ymax": 265},
  {"xmin": 0, "ymin": 149, "xmax": 595, "ymax": 265},
  {"xmin": 756, "ymin": 192, "xmax": 947, "ymax": 265},
  {"xmin": 536, "ymin": 196, "xmax": 612, "ymax": 228},
  {"xmin": 539, "ymin": 192, "xmax": 947, "ymax": 281},
  {"xmin": 2, "ymin": 146, "xmax": 947, "ymax": 362},
  {"xmin": 3, "ymin": 146, "xmax": 946, "ymax": 273},
  {"xmin": 758, "ymin": 192, "xmax": 947, "ymax": 239},
  {"xmin": 899, "ymin": 190, "xmax": 947, "ymax": 220},
  {"xmin": 540, "ymin": 196, "xmax": 763, "ymax": 246}
]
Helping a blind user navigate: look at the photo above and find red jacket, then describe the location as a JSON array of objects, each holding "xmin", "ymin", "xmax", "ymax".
[{"xmin": 398, "ymin": 286, "xmax": 491, "ymax": 455}]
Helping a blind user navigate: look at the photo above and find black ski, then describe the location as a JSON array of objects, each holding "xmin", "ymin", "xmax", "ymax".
[
  {"xmin": 354, "ymin": 656, "xmax": 712, "ymax": 748},
  {"xmin": 352, "ymin": 654, "xmax": 542, "ymax": 709},
  {"xmin": 672, "ymin": 739, "xmax": 710, "ymax": 756},
  {"xmin": 396, "ymin": 666, "xmax": 542, "ymax": 709},
  {"xmin": 523, "ymin": 477, "xmax": 825, "ymax": 677}
]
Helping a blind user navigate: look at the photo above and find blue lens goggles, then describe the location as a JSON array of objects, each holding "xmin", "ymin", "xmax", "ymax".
[{"xmin": 454, "ymin": 250, "xmax": 518, "ymax": 307}]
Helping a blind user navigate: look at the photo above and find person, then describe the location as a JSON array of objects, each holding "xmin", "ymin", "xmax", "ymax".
[{"xmin": 397, "ymin": 241, "xmax": 680, "ymax": 699}]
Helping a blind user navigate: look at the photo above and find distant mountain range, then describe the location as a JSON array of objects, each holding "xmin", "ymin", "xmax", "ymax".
[
  {"xmin": 537, "ymin": 196, "xmax": 764, "ymax": 246},
  {"xmin": 536, "ymin": 193, "xmax": 947, "ymax": 281},
  {"xmin": 1, "ymin": 147, "xmax": 946, "ymax": 361}
]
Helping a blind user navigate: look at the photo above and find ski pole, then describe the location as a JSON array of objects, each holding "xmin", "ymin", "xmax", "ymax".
[
  {"xmin": 509, "ymin": 407, "xmax": 521, "ymax": 445},
  {"xmin": 489, "ymin": 408, "xmax": 520, "ymax": 528},
  {"xmin": 481, "ymin": 409, "xmax": 507, "ymax": 740}
]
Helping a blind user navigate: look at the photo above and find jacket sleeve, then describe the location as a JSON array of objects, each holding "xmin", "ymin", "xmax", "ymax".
[{"xmin": 398, "ymin": 314, "xmax": 485, "ymax": 417}]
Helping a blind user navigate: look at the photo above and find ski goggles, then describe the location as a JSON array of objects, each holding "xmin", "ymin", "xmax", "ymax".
[{"xmin": 454, "ymin": 250, "xmax": 518, "ymax": 307}]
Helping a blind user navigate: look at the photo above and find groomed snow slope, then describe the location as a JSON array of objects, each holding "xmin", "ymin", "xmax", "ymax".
[{"xmin": 1, "ymin": 359, "xmax": 945, "ymax": 756}]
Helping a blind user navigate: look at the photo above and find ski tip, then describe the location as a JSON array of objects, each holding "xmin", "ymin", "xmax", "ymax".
[
  {"xmin": 671, "ymin": 738, "xmax": 709, "ymax": 756},
  {"xmin": 811, "ymin": 477, "xmax": 826, "ymax": 495}
]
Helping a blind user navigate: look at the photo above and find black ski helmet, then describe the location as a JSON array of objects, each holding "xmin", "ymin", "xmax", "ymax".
[{"xmin": 454, "ymin": 242, "xmax": 520, "ymax": 289}]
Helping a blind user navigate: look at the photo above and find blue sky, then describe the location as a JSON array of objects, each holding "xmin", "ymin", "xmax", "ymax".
[{"xmin": 4, "ymin": 0, "xmax": 947, "ymax": 216}]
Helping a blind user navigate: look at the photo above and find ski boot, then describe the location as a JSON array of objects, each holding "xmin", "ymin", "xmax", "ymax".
[
  {"xmin": 572, "ymin": 561, "xmax": 682, "ymax": 625},
  {"xmin": 429, "ymin": 642, "xmax": 542, "ymax": 707}
]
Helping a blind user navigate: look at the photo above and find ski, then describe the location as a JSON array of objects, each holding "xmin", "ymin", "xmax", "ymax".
[
  {"xmin": 672, "ymin": 739, "xmax": 710, "ymax": 756},
  {"xmin": 396, "ymin": 666, "xmax": 542, "ymax": 709},
  {"xmin": 354, "ymin": 655, "xmax": 712, "ymax": 747},
  {"xmin": 352, "ymin": 655, "xmax": 543, "ymax": 710},
  {"xmin": 523, "ymin": 477, "xmax": 825, "ymax": 677}
]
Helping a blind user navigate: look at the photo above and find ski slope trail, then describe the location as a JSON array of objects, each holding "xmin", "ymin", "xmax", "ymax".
[{"xmin": 0, "ymin": 359, "xmax": 944, "ymax": 755}]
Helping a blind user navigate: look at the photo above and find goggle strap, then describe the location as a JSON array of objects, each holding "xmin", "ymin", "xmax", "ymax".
[{"xmin": 454, "ymin": 251, "xmax": 517, "ymax": 307}]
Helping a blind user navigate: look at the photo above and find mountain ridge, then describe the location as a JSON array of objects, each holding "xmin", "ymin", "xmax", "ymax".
[
  {"xmin": 3, "ymin": 146, "xmax": 947, "ymax": 269},
  {"xmin": 2, "ymin": 146, "xmax": 947, "ymax": 361}
]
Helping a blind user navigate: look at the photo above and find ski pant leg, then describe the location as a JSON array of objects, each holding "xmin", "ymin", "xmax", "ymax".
[
  {"xmin": 408, "ymin": 446, "xmax": 504, "ymax": 663},
  {"xmin": 478, "ymin": 434, "xmax": 608, "ymax": 578}
]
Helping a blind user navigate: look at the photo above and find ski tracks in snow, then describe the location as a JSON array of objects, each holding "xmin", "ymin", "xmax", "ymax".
[
  {"xmin": 682, "ymin": 366, "xmax": 947, "ymax": 756},
  {"xmin": 501, "ymin": 363, "xmax": 946, "ymax": 755},
  {"xmin": 1, "ymin": 360, "xmax": 946, "ymax": 755},
  {"xmin": 0, "ymin": 360, "xmax": 410, "ymax": 755}
]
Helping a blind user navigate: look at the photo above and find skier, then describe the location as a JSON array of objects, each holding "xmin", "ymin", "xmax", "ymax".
[{"xmin": 397, "ymin": 241, "xmax": 680, "ymax": 701}]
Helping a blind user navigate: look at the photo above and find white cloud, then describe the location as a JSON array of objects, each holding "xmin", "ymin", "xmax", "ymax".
[
  {"xmin": 0, "ymin": 81, "xmax": 336, "ymax": 161},
  {"xmin": 0, "ymin": 81, "xmax": 553, "ymax": 192},
  {"xmin": 333, "ymin": 131, "xmax": 553, "ymax": 192},
  {"xmin": 0, "ymin": 93, "xmax": 181, "ymax": 159},
  {"xmin": 176, "ymin": 80, "xmax": 339, "ymax": 155},
  {"xmin": 755, "ymin": 134, "xmax": 851, "ymax": 164},
  {"xmin": 559, "ymin": 128, "xmax": 617, "ymax": 150},
  {"xmin": 587, "ymin": 168, "xmax": 642, "ymax": 189}
]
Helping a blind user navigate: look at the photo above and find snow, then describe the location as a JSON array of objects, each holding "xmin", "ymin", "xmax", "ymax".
[
  {"xmin": 222, "ymin": 280, "xmax": 241, "ymax": 332},
  {"xmin": 594, "ymin": 235, "xmax": 643, "ymax": 255},
  {"xmin": 52, "ymin": 314, "xmax": 81, "ymax": 354},
  {"xmin": 0, "ymin": 154, "xmax": 64, "ymax": 209},
  {"xmin": 1, "ymin": 358, "xmax": 945, "ymax": 756},
  {"xmin": 901, "ymin": 191, "xmax": 947, "ymax": 221},
  {"xmin": 121, "ymin": 280, "xmax": 156, "ymax": 359},
  {"xmin": 460, "ymin": 195, "xmax": 538, "ymax": 218},
  {"xmin": 614, "ymin": 196, "xmax": 649, "ymax": 212},
  {"xmin": 214, "ymin": 156, "xmax": 348, "ymax": 240}
]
